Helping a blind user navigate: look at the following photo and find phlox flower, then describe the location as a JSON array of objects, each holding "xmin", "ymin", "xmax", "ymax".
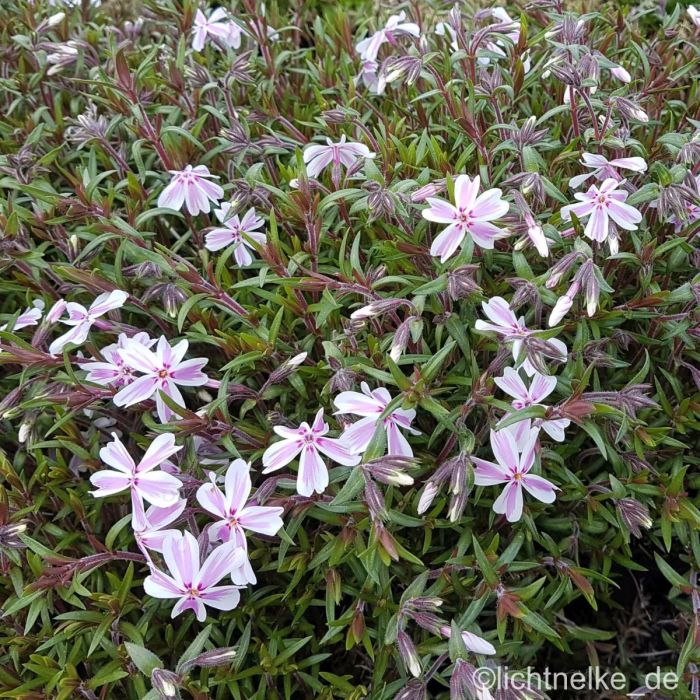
[
  {"xmin": 132, "ymin": 498, "xmax": 187, "ymax": 553},
  {"xmin": 355, "ymin": 11, "xmax": 420, "ymax": 62},
  {"xmin": 80, "ymin": 332, "xmax": 155, "ymax": 387},
  {"xmin": 667, "ymin": 174, "xmax": 700, "ymax": 232},
  {"xmin": 438, "ymin": 625, "xmax": 496, "ymax": 656},
  {"xmin": 48, "ymin": 290, "xmax": 128, "ymax": 356},
  {"xmin": 421, "ymin": 175, "xmax": 510, "ymax": 262},
  {"xmin": 144, "ymin": 531, "xmax": 246, "ymax": 621},
  {"xmin": 355, "ymin": 60, "xmax": 385, "ymax": 95},
  {"xmin": 262, "ymin": 408, "xmax": 361, "ymax": 497},
  {"xmin": 205, "ymin": 203, "xmax": 266, "ymax": 266},
  {"xmin": 569, "ymin": 153, "xmax": 648, "ymax": 189},
  {"xmin": 435, "ymin": 22, "xmax": 458, "ymax": 52},
  {"xmin": 474, "ymin": 297, "xmax": 568, "ymax": 376},
  {"xmin": 689, "ymin": 6, "xmax": 700, "ymax": 28},
  {"xmin": 333, "ymin": 383, "xmax": 419, "ymax": 457},
  {"xmin": 303, "ymin": 136, "xmax": 375, "ymax": 182},
  {"xmin": 196, "ymin": 459, "xmax": 284, "ymax": 585},
  {"xmin": 495, "ymin": 368, "xmax": 571, "ymax": 442},
  {"xmin": 473, "ymin": 424, "xmax": 558, "ymax": 522},
  {"xmin": 90, "ymin": 433, "xmax": 183, "ymax": 507},
  {"xmin": 192, "ymin": 8, "xmax": 242, "ymax": 52},
  {"xmin": 0, "ymin": 299, "xmax": 44, "ymax": 332},
  {"xmin": 561, "ymin": 178, "xmax": 642, "ymax": 253},
  {"xmin": 157, "ymin": 165, "xmax": 224, "ymax": 216},
  {"xmin": 113, "ymin": 336, "xmax": 209, "ymax": 423},
  {"xmin": 479, "ymin": 8, "xmax": 531, "ymax": 73}
]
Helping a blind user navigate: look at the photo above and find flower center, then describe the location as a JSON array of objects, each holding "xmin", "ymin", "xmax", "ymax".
[{"xmin": 158, "ymin": 369, "xmax": 169, "ymax": 379}]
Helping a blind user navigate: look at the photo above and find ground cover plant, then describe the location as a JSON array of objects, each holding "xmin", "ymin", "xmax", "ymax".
[{"xmin": 0, "ymin": 0, "xmax": 699, "ymax": 698}]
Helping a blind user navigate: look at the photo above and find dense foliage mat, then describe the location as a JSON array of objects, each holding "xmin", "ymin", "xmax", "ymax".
[{"xmin": 0, "ymin": 0, "xmax": 699, "ymax": 698}]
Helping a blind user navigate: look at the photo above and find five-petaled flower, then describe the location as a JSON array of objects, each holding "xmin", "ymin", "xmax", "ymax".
[
  {"xmin": 561, "ymin": 178, "xmax": 642, "ymax": 253},
  {"xmin": 421, "ymin": 175, "xmax": 510, "ymax": 261},
  {"xmin": 196, "ymin": 459, "xmax": 284, "ymax": 585},
  {"xmin": 0, "ymin": 299, "xmax": 44, "ymax": 332},
  {"xmin": 334, "ymin": 383, "xmax": 419, "ymax": 457},
  {"xmin": 80, "ymin": 332, "xmax": 155, "ymax": 387},
  {"xmin": 355, "ymin": 11, "xmax": 420, "ymax": 62},
  {"xmin": 90, "ymin": 433, "xmax": 183, "ymax": 508},
  {"xmin": 569, "ymin": 153, "xmax": 647, "ymax": 189},
  {"xmin": 113, "ymin": 336, "xmax": 209, "ymax": 423},
  {"xmin": 205, "ymin": 204, "xmax": 266, "ymax": 266},
  {"xmin": 303, "ymin": 136, "xmax": 375, "ymax": 183},
  {"xmin": 473, "ymin": 424, "xmax": 558, "ymax": 522},
  {"xmin": 157, "ymin": 165, "xmax": 224, "ymax": 216},
  {"xmin": 132, "ymin": 498, "xmax": 187, "ymax": 555},
  {"xmin": 474, "ymin": 296, "xmax": 568, "ymax": 375},
  {"xmin": 144, "ymin": 531, "xmax": 245, "ymax": 621},
  {"xmin": 192, "ymin": 8, "xmax": 242, "ymax": 52},
  {"xmin": 49, "ymin": 290, "xmax": 128, "ymax": 356},
  {"xmin": 495, "ymin": 368, "xmax": 571, "ymax": 442},
  {"xmin": 262, "ymin": 408, "xmax": 361, "ymax": 497}
]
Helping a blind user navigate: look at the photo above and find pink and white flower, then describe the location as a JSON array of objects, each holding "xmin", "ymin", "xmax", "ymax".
[
  {"xmin": 334, "ymin": 383, "xmax": 419, "ymax": 457},
  {"xmin": 157, "ymin": 165, "xmax": 224, "ymax": 216},
  {"xmin": 355, "ymin": 11, "xmax": 420, "ymax": 62},
  {"xmin": 474, "ymin": 297, "xmax": 567, "ymax": 375},
  {"xmin": 561, "ymin": 178, "xmax": 643, "ymax": 253},
  {"xmin": 303, "ymin": 136, "xmax": 375, "ymax": 181},
  {"xmin": 568, "ymin": 153, "xmax": 647, "ymax": 189},
  {"xmin": 132, "ymin": 498, "xmax": 187, "ymax": 553},
  {"xmin": 192, "ymin": 8, "xmax": 242, "ymax": 52},
  {"xmin": 90, "ymin": 433, "xmax": 182, "ymax": 508},
  {"xmin": 113, "ymin": 336, "xmax": 209, "ymax": 422},
  {"xmin": 144, "ymin": 531, "xmax": 246, "ymax": 621},
  {"xmin": 495, "ymin": 368, "xmax": 571, "ymax": 442},
  {"xmin": 421, "ymin": 175, "xmax": 510, "ymax": 261},
  {"xmin": 0, "ymin": 299, "xmax": 44, "ymax": 332},
  {"xmin": 205, "ymin": 204, "xmax": 266, "ymax": 266},
  {"xmin": 479, "ymin": 8, "xmax": 531, "ymax": 74},
  {"xmin": 473, "ymin": 424, "xmax": 557, "ymax": 522},
  {"xmin": 438, "ymin": 625, "xmax": 496, "ymax": 656},
  {"xmin": 196, "ymin": 459, "xmax": 284, "ymax": 585},
  {"xmin": 80, "ymin": 332, "xmax": 155, "ymax": 387},
  {"xmin": 48, "ymin": 290, "xmax": 128, "ymax": 356},
  {"xmin": 262, "ymin": 408, "xmax": 361, "ymax": 497},
  {"xmin": 688, "ymin": 5, "xmax": 700, "ymax": 28}
]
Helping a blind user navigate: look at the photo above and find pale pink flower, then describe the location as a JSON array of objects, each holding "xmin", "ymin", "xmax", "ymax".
[
  {"xmin": 132, "ymin": 498, "xmax": 187, "ymax": 553},
  {"xmin": 334, "ymin": 383, "xmax": 419, "ymax": 457},
  {"xmin": 689, "ymin": 5, "xmax": 700, "ymax": 28},
  {"xmin": 479, "ymin": 8, "xmax": 531, "ymax": 73},
  {"xmin": 611, "ymin": 64, "xmax": 631, "ymax": 83},
  {"xmin": 196, "ymin": 459, "xmax": 284, "ymax": 585},
  {"xmin": 568, "ymin": 153, "xmax": 647, "ymax": 189},
  {"xmin": 205, "ymin": 204, "xmax": 265, "ymax": 266},
  {"xmin": 303, "ymin": 135, "xmax": 375, "ymax": 180},
  {"xmin": 262, "ymin": 408, "xmax": 361, "ymax": 497},
  {"xmin": 355, "ymin": 11, "xmax": 420, "ymax": 61},
  {"xmin": 438, "ymin": 624, "xmax": 496, "ymax": 656},
  {"xmin": 474, "ymin": 297, "xmax": 567, "ymax": 375},
  {"xmin": 421, "ymin": 175, "xmax": 510, "ymax": 261},
  {"xmin": 667, "ymin": 174, "xmax": 700, "ymax": 231},
  {"xmin": 144, "ymin": 531, "xmax": 245, "ymax": 621},
  {"xmin": 473, "ymin": 425, "xmax": 557, "ymax": 522},
  {"xmin": 548, "ymin": 291, "xmax": 575, "ymax": 327},
  {"xmin": 113, "ymin": 336, "xmax": 209, "ymax": 422},
  {"xmin": 355, "ymin": 60, "xmax": 385, "ymax": 95},
  {"xmin": 157, "ymin": 165, "xmax": 224, "ymax": 215},
  {"xmin": 90, "ymin": 433, "xmax": 182, "ymax": 508},
  {"xmin": 0, "ymin": 299, "xmax": 44, "ymax": 331},
  {"xmin": 495, "ymin": 368, "xmax": 571, "ymax": 442},
  {"xmin": 192, "ymin": 8, "xmax": 241, "ymax": 52},
  {"xmin": 80, "ymin": 332, "xmax": 155, "ymax": 387},
  {"xmin": 435, "ymin": 22, "xmax": 458, "ymax": 52},
  {"xmin": 561, "ymin": 178, "xmax": 643, "ymax": 251},
  {"xmin": 48, "ymin": 290, "xmax": 128, "ymax": 356}
]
